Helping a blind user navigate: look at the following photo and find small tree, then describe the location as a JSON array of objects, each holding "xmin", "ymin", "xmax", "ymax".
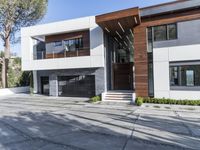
[{"xmin": 0, "ymin": 0, "xmax": 48, "ymax": 88}]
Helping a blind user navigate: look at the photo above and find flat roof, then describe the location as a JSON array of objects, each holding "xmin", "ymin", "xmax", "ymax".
[{"xmin": 140, "ymin": 0, "xmax": 200, "ymax": 17}]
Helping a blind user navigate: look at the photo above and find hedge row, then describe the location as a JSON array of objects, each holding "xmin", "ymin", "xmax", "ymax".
[{"xmin": 136, "ymin": 97, "xmax": 200, "ymax": 106}]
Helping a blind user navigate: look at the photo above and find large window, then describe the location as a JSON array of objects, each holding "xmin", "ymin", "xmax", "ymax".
[
  {"xmin": 170, "ymin": 64, "xmax": 200, "ymax": 88},
  {"xmin": 147, "ymin": 27, "xmax": 154, "ymax": 97},
  {"xmin": 152, "ymin": 23, "xmax": 177, "ymax": 42},
  {"xmin": 64, "ymin": 38, "xmax": 83, "ymax": 52}
]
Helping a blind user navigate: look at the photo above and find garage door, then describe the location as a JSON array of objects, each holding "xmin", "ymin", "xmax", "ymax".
[{"xmin": 58, "ymin": 75, "xmax": 95, "ymax": 97}]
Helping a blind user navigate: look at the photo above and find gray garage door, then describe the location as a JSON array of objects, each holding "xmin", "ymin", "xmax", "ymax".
[{"xmin": 58, "ymin": 75, "xmax": 95, "ymax": 97}]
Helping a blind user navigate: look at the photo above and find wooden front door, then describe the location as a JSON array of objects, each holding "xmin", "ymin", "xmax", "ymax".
[{"xmin": 113, "ymin": 63, "xmax": 133, "ymax": 90}]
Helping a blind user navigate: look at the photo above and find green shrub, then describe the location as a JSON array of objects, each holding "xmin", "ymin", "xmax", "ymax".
[
  {"xmin": 136, "ymin": 97, "xmax": 143, "ymax": 106},
  {"xmin": 139, "ymin": 97, "xmax": 200, "ymax": 106},
  {"xmin": 90, "ymin": 96, "xmax": 101, "ymax": 103}
]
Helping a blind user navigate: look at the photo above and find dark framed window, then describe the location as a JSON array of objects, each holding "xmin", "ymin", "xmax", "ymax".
[
  {"xmin": 152, "ymin": 23, "xmax": 177, "ymax": 42},
  {"xmin": 154, "ymin": 25, "xmax": 167, "ymax": 41},
  {"xmin": 54, "ymin": 41, "xmax": 62, "ymax": 47},
  {"xmin": 170, "ymin": 64, "xmax": 200, "ymax": 87},
  {"xmin": 168, "ymin": 24, "xmax": 177, "ymax": 40}
]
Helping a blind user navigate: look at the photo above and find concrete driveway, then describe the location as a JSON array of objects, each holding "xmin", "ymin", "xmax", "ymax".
[{"xmin": 0, "ymin": 94, "xmax": 199, "ymax": 150}]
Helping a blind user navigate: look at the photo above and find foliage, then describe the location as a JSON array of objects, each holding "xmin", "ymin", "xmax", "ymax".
[
  {"xmin": 136, "ymin": 97, "xmax": 200, "ymax": 106},
  {"xmin": 0, "ymin": 57, "xmax": 30, "ymax": 88},
  {"xmin": 89, "ymin": 96, "xmax": 101, "ymax": 103},
  {"xmin": 136, "ymin": 97, "xmax": 143, "ymax": 106},
  {"xmin": 0, "ymin": 0, "xmax": 48, "ymax": 88},
  {"xmin": 0, "ymin": 0, "xmax": 48, "ymax": 44}
]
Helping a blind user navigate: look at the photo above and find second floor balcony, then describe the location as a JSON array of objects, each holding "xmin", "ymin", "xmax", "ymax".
[{"xmin": 33, "ymin": 30, "xmax": 90, "ymax": 60}]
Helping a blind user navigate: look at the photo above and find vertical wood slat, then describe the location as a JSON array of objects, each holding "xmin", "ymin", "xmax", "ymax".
[{"xmin": 134, "ymin": 26, "xmax": 148, "ymax": 97}]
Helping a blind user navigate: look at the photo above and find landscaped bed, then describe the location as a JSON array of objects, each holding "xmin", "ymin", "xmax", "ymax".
[{"xmin": 136, "ymin": 97, "xmax": 200, "ymax": 106}]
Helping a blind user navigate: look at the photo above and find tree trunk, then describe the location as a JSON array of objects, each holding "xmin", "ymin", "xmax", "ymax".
[
  {"xmin": 1, "ymin": 36, "xmax": 10, "ymax": 88},
  {"xmin": 1, "ymin": 58, "xmax": 8, "ymax": 88}
]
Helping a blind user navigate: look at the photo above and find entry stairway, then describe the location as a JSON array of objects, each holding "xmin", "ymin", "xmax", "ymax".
[{"xmin": 102, "ymin": 91, "xmax": 135, "ymax": 102}]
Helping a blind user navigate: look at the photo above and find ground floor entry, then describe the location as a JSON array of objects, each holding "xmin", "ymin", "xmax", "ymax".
[{"xmin": 113, "ymin": 63, "xmax": 133, "ymax": 90}]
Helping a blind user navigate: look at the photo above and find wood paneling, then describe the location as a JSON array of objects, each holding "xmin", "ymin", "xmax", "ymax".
[
  {"xmin": 96, "ymin": 7, "xmax": 139, "ymax": 23},
  {"xmin": 134, "ymin": 26, "xmax": 148, "ymax": 97},
  {"xmin": 45, "ymin": 30, "xmax": 90, "ymax": 49},
  {"xmin": 96, "ymin": 8, "xmax": 140, "ymax": 37}
]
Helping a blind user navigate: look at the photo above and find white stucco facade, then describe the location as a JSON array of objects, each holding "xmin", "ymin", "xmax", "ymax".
[{"xmin": 21, "ymin": 16, "xmax": 104, "ymax": 71}]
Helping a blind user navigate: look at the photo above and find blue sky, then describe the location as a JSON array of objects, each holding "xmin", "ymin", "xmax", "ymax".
[{"xmin": 1, "ymin": 0, "xmax": 173, "ymax": 56}]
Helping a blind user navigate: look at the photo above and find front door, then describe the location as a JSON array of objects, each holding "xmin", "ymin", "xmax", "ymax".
[
  {"xmin": 41, "ymin": 77, "xmax": 49, "ymax": 95},
  {"xmin": 113, "ymin": 63, "xmax": 133, "ymax": 90}
]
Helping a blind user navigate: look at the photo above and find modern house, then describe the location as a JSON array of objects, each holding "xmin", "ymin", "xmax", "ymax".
[{"xmin": 21, "ymin": 0, "xmax": 200, "ymax": 101}]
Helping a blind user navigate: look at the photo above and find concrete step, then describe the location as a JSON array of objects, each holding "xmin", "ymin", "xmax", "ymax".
[
  {"xmin": 103, "ymin": 91, "xmax": 133, "ymax": 102},
  {"xmin": 106, "ymin": 93, "xmax": 132, "ymax": 95},
  {"xmin": 105, "ymin": 95, "xmax": 132, "ymax": 99}
]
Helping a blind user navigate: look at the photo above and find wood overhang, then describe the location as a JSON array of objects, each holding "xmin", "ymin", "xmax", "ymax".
[{"xmin": 95, "ymin": 7, "xmax": 141, "ymax": 36}]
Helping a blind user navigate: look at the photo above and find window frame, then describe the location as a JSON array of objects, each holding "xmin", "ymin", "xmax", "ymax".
[
  {"xmin": 167, "ymin": 23, "xmax": 178, "ymax": 40},
  {"xmin": 152, "ymin": 23, "xmax": 178, "ymax": 42},
  {"xmin": 169, "ymin": 62, "xmax": 200, "ymax": 91},
  {"xmin": 153, "ymin": 25, "xmax": 168, "ymax": 42}
]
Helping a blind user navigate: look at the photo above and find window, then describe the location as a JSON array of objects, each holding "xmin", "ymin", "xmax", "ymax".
[
  {"xmin": 152, "ymin": 23, "xmax": 177, "ymax": 42},
  {"xmin": 170, "ymin": 66, "xmax": 179, "ymax": 86},
  {"xmin": 186, "ymin": 70, "xmax": 194, "ymax": 86},
  {"xmin": 168, "ymin": 24, "xmax": 177, "ymax": 40},
  {"xmin": 147, "ymin": 27, "xmax": 153, "ymax": 53},
  {"xmin": 54, "ymin": 41, "xmax": 62, "ymax": 47},
  {"xmin": 170, "ymin": 64, "xmax": 200, "ymax": 87},
  {"xmin": 64, "ymin": 38, "xmax": 83, "ymax": 51},
  {"xmin": 154, "ymin": 25, "xmax": 167, "ymax": 41}
]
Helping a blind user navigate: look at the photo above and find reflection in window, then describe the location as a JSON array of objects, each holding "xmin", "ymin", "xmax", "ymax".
[
  {"xmin": 64, "ymin": 38, "xmax": 83, "ymax": 52},
  {"xmin": 151, "ymin": 23, "xmax": 177, "ymax": 42},
  {"xmin": 170, "ymin": 64, "xmax": 200, "ymax": 87},
  {"xmin": 186, "ymin": 70, "xmax": 194, "ymax": 86},
  {"xmin": 147, "ymin": 27, "xmax": 153, "ymax": 53},
  {"xmin": 54, "ymin": 41, "xmax": 62, "ymax": 47},
  {"xmin": 154, "ymin": 25, "xmax": 167, "ymax": 41},
  {"xmin": 168, "ymin": 24, "xmax": 177, "ymax": 40}
]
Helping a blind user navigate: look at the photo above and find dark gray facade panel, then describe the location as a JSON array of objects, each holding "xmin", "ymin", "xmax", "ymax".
[
  {"xmin": 141, "ymin": 0, "xmax": 200, "ymax": 17},
  {"xmin": 37, "ymin": 68, "xmax": 105, "ymax": 97}
]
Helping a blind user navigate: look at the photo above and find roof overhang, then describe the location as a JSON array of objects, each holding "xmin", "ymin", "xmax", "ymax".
[{"xmin": 95, "ymin": 7, "xmax": 140, "ymax": 36}]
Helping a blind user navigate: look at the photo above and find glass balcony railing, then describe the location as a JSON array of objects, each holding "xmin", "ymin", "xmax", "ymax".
[{"xmin": 34, "ymin": 47, "xmax": 90, "ymax": 60}]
